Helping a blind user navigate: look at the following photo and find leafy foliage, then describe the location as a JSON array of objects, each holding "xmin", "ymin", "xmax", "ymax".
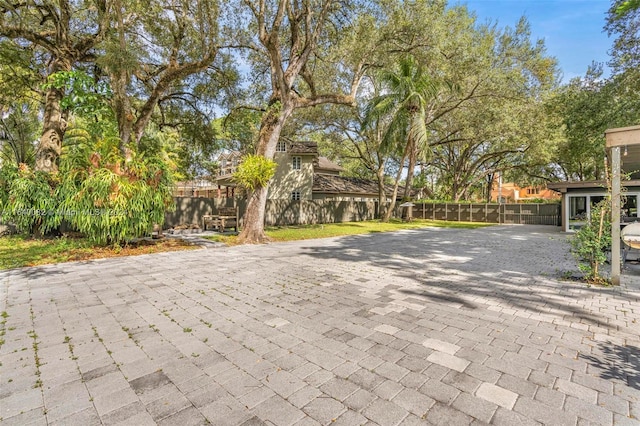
[
  {"xmin": 615, "ymin": 0, "xmax": 640, "ymax": 16},
  {"xmin": 0, "ymin": 164, "xmax": 17, "ymax": 209},
  {"xmin": 607, "ymin": 0, "xmax": 640, "ymax": 74},
  {"xmin": 1, "ymin": 164, "xmax": 60, "ymax": 235},
  {"xmin": 570, "ymin": 199, "xmax": 612, "ymax": 284},
  {"xmin": 56, "ymin": 122, "xmax": 175, "ymax": 245},
  {"xmin": 0, "ymin": 103, "xmax": 39, "ymax": 167},
  {"xmin": 43, "ymin": 71, "xmax": 113, "ymax": 117},
  {"xmin": 1, "ymin": 118, "xmax": 176, "ymax": 245},
  {"xmin": 232, "ymin": 155, "xmax": 276, "ymax": 191}
]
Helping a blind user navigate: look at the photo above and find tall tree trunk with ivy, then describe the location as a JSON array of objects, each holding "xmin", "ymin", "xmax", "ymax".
[
  {"xmin": 37, "ymin": 59, "xmax": 71, "ymax": 173},
  {"xmin": 0, "ymin": 0, "xmax": 109, "ymax": 173}
]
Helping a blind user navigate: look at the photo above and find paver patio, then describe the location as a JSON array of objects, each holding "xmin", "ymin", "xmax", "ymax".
[{"xmin": 1, "ymin": 225, "xmax": 639, "ymax": 425}]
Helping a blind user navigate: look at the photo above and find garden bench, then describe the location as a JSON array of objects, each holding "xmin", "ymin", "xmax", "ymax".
[{"xmin": 203, "ymin": 207, "xmax": 239, "ymax": 233}]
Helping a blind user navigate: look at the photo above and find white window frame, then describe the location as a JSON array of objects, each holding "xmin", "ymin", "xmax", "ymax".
[
  {"xmin": 564, "ymin": 191, "xmax": 640, "ymax": 232},
  {"xmin": 291, "ymin": 191, "xmax": 301, "ymax": 200},
  {"xmin": 292, "ymin": 156, "xmax": 301, "ymax": 170},
  {"xmin": 276, "ymin": 141, "xmax": 286, "ymax": 152}
]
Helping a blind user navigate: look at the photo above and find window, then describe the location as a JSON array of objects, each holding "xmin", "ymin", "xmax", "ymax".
[
  {"xmin": 276, "ymin": 141, "xmax": 286, "ymax": 152},
  {"xmin": 568, "ymin": 195, "xmax": 588, "ymax": 230},
  {"xmin": 567, "ymin": 194, "xmax": 622, "ymax": 231},
  {"xmin": 625, "ymin": 195, "xmax": 638, "ymax": 217},
  {"xmin": 292, "ymin": 156, "xmax": 301, "ymax": 170},
  {"xmin": 291, "ymin": 191, "xmax": 301, "ymax": 200}
]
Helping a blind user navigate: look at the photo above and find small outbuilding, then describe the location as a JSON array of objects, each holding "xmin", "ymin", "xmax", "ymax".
[
  {"xmin": 606, "ymin": 125, "xmax": 640, "ymax": 285},
  {"xmin": 547, "ymin": 180, "xmax": 640, "ymax": 232},
  {"xmin": 547, "ymin": 125, "xmax": 640, "ymax": 285}
]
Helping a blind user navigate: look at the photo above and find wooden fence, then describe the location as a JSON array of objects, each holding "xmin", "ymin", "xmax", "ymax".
[
  {"xmin": 165, "ymin": 197, "xmax": 380, "ymax": 228},
  {"xmin": 411, "ymin": 203, "xmax": 561, "ymax": 226},
  {"xmin": 166, "ymin": 197, "xmax": 561, "ymax": 228}
]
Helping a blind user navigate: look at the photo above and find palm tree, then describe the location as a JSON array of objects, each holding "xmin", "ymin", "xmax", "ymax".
[{"xmin": 364, "ymin": 55, "xmax": 446, "ymax": 221}]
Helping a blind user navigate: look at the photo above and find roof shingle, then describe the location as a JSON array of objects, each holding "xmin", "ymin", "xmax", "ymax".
[{"xmin": 313, "ymin": 174, "xmax": 394, "ymax": 196}]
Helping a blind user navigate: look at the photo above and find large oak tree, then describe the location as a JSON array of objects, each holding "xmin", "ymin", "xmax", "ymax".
[
  {"xmin": 235, "ymin": 0, "xmax": 372, "ymax": 243},
  {"xmin": 0, "ymin": 0, "xmax": 110, "ymax": 172}
]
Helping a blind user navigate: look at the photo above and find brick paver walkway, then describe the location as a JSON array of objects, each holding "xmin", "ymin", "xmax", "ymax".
[{"xmin": 1, "ymin": 225, "xmax": 639, "ymax": 425}]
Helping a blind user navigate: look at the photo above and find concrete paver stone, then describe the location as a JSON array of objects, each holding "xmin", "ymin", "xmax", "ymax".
[{"xmin": 1, "ymin": 225, "xmax": 639, "ymax": 425}]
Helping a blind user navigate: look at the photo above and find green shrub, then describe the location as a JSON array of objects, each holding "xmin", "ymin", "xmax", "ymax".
[
  {"xmin": 1, "ymin": 164, "xmax": 60, "ymax": 235},
  {"xmin": 570, "ymin": 199, "xmax": 612, "ymax": 284},
  {"xmin": 57, "ymin": 132, "xmax": 175, "ymax": 245},
  {"xmin": 1, "ymin": 121, "xmax": 175, "ymax": 245},
  {"xmin": 232, "ymin": 154, "xmax": 276, "ymax": 191},
  {"xmin": 0, "ymin": 164, "xmax": 18, "ymax": 210}
]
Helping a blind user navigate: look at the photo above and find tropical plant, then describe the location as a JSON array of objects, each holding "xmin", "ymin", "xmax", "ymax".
[
  {"xmin": 232, "ymin": 155, "xmax": 276, "ymax": 191},
  {"xmin": 1, "ymin": 164, "xmax": 60, "ymax": 235},
  {"xmin": 364, "ymin": 55, "xmax": 449, "ymax": 220},
  {"xmin": 56, "ymin": 121, "xmax": 176, "ymax": 245},
  {"xmin": 570, "ymin": 199, "xmax": 612, "ymax": 284},
  {"xmin": 0, "ymin": 104, "xmax": 39, "ymax": 167}
]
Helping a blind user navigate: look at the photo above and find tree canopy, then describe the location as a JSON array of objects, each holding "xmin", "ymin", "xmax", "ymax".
[{"xmin": 1, "ymin": 0, "xmax": 638, "ymax": 242}]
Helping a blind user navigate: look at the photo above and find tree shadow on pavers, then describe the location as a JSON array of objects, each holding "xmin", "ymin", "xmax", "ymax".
[
  {"xmin": 580, "ymin": 341, "xmax": 640, "ymax": 390},
  {"xmin": 398, "ymin": 288, "xmax": 478, "ymax": 310},
  {"xmin": 397, "ymin": 270, "xmax": 614, "ymax": 330},
  {"xmin": 0, "ymin": 264, "xmax": 68, "ymax": 280},
  {"xmin": 301, "ymin": 226, "xmax": 621, "ymax": 330}
]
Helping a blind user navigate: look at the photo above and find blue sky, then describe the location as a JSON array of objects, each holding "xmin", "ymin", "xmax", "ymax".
[{"xmin": 456, "ymin": 0, "xmax": 613, "ymax": 82}]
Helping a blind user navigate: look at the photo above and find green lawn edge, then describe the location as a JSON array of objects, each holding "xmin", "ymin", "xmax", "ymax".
[
  {"xmin": 204, "ymin": 219, "xmax": 493, "ymax": 244},
  {"xmin": 1, "ymin": 220, "xmax": 492, "ymax": 270}
]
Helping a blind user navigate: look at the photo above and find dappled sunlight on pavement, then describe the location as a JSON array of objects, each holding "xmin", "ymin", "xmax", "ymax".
[{"xmin": 1, "ymin": 225, "xmax": 639, "ymax": 425}]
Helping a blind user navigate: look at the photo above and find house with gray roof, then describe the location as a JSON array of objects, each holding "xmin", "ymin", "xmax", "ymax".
[{"xmin": 213, "ymin": 141, "xmax": 395, "ymax": 202}]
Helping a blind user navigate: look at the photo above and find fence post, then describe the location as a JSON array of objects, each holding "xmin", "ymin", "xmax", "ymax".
[{"xmin": 469, "ymin": 203, "xmax": 472, "ymax": 222}]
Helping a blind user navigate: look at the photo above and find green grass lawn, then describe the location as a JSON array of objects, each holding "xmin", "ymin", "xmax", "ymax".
[
  {"xmin": 204, "ymin": 219, "xmax": 492, "ymax": 244},
  {"xmin": 0, "ymin": 235, "xmax": 195, "ymax": 270},
  {"xmin": 0, "ymin": 219, "xmax": 491, "ymax": 270}
]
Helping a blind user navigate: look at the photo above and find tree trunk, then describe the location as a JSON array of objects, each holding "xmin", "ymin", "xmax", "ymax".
[
  {"xmin": 403, "ymin": 138, "xmax": 416, "ymax": 200},
  {"xmin": 485, "ymin": 173, "xmax": 493, "ymax": 202},
  {"xmin": 383, "ymin": 145, "xmax": 410, "ymax": 222},
  {"xmin": 237, "ymin": 101, "xmax": 293, "ymax": 243},
  {"xmin": 239, "ymin": 186, "xmax": 269, "ymax": 243},
  {"xmin": 35, "ymin": 59, "xmax": 71, "ymax": 173},
  {"xmin": 376, "ymin": 164, "xmax": 386, "ymax": 218},
  {"xmin": 112, "ymin": 72, "xmax": 134, "ymax": 155},
  {"xmin": 112, "ymin": 0, "xmax": 133, "ymax": 157}
]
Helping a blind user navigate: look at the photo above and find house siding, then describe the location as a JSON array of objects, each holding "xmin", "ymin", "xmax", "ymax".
[{"xmin": 268, "ymin": 152, "xmax": 314, "ymax": 200}]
